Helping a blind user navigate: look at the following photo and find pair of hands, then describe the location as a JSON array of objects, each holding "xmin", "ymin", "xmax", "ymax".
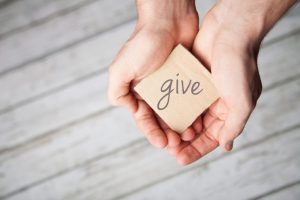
[{"xmin": 108, "ymin": 0, "xmax": 295, "ymax": 165}]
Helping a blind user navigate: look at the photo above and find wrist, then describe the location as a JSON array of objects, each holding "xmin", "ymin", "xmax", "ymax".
[
  {"xmin": 211, "ymin": 0, "xmax": 297, "ymax": 45},
  {"xmin": 136, "ymin": 0, "xmax": 198, "ymax": 30}
]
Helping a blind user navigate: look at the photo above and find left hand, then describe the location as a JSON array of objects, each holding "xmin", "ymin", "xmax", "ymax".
[{"xmin": 167, "ymin": 0, "xmax": 295, "ymax": 165}]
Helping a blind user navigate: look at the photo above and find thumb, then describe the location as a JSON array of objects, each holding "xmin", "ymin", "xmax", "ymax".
[
  {"xmin": 218, "ymin": 108, "xmax": 251, "ymax": 151},
  {"xmin": 108, "ymin": 25, "xmax": 178, "ymax": 113}
]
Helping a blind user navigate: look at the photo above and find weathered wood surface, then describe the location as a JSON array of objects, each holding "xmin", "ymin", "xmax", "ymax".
[
  {"xmin": 258, "ymin": 182, "xmax": 300, "ymax": 200},
  {"xmin": 261, "ymin": 3, "xmax": 300, "ymax": 44},
  {"xmin": 2, "ymin": 61, "xmax": 300, "ymax": 199},
  {"xmin": 0, "ymin": 22, "xmax": 134, "ymax": 113},
  {"xmin": 0, "ymin": 72, "xmax": 109, "ymax": 153},
  {"xmin": 0, "ymin": 0, "xmax": 92, "ymax": 37},
  {"xmin": 0, "ymin": 107, "xmax": 141, "ymax": 199},
  {"xmin": 0, "ymin": 1, "xmax": 300, "ymax": 200},
  {"xmin": 122, "ymin": 126, "xmax": 300, "ymax": 200},
  {"xmin": 0, "ymin": 0, "xmax": 136, "ymax": 75}
]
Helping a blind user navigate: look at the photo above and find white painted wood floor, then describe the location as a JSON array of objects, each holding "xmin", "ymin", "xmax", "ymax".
[{"xmin": 0, "ymin": 1, "xmax": 300, "ymax": 200}]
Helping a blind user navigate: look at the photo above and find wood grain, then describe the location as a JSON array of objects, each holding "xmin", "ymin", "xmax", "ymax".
[
  {"xmin": 0, "ymin": 22, "xmax": 134, "ymax": 112},
  {"xmin": 0, "ymin": 0, "xmax": 136, "ymax": 75},
  {"xmin": 0, "ymin": 107, "xmax": 140, "ymax": 198},
  {"xmin": 122, "ymin": 126, "xmax": 300, "ymax": 200},
  {"xmin": 0, "ymin": 0, "xmax": 91, "ymax": 37}
]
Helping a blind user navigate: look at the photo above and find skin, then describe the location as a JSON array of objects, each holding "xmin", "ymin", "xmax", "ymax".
[
  {"xmin": 108, "ymin": 0, "xmax": 297, "ymax": 165},
  {"xmin": 108, "ymin": 0, "xmax": 200, "ymax": 149}
]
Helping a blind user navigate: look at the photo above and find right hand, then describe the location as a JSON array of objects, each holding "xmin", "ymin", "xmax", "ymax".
[{"xmin": 108, "ymin": 0, "xmax": 201, "ymax": 148}]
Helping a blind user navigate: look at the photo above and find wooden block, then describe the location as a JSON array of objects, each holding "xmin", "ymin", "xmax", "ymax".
[{"xmin": 134, "ymin": 44, "xmax": 219, "ymax": 133}]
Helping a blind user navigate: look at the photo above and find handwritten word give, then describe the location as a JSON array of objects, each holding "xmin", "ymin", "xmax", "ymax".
[{"xmin": 157, "ymin": 73, "xmax": 204, "ymax": 110}]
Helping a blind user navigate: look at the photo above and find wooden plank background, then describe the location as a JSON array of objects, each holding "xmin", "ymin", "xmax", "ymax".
[{"xmin": 0, "ymin": 1, "xmax": 299, "ymax": 200}]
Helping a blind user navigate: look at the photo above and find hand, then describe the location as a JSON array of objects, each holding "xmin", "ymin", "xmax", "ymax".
[
  {"xmin": 108, "ymin": 0, "xmax": 200, "ymax": 148},
  {"xmin": 168, "ymin": 0, "xmax": 296, "ymax": 165}
]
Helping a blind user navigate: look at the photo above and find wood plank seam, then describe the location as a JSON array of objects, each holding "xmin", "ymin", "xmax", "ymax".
[
  {"xmin": 116, "ymin": 122, "xmax": 300, "ymax": 200},
  {"xmin": 262, "ymin": 27, "xmax": 300, "ymax": 47},
  {"xmin": 0, "ymin": 0, "xmax": 17, "ymax": 8},
  {"xmin": 0, "ymin": 138, "xmax": 144, "ymax": 200},
  {"xmin": 262, "ymin": 70, "xmax": 300, "ymax": 91},
  {"xmin": 0, "ymin": 106, "xmax": 114, "ymax": 155},
  {"xmin": 0, "ymin": 17, "xmax": 136, "ymax": 77},
  {"xmin": 0, "ymin": 0, "xmax": 99, "ymax": 40},
  {"xmin": 0, "ymin": 67, "xmax": 107, "ymax": 114},
  {"xmin": 251, "ymin": 179, "xmax": 300, "ymax": 200}
]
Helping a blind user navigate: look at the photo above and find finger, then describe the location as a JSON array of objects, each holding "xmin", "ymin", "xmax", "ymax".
[
  {"xmin": 157, "ymin": 117, "xmax": 181, "ymax": 147},
  {"xmin": 192, "ymin": 116, "xmax": 203, "ymax": 134},
  {"xmin": 165, "ymin": 130, "xmax": 181, "ymax": 147},
  {"xmin": 218, "ymin": 108, "xmax": 251, "ymax": 152},
  {"xmin": 133, "ymin": 100, "xmax": 168, "ymax": 148},
  {"xmin": 155, "ymin": 117, "xmax": 181, "ymax": 147},
  {"xmin": 203, "ymin": 109, "xmax": 217, "ymax": 129},
  {"xmin": 157, "ymin": 116, "xmax": 195, "ymax": 146},
  {"xmin": 181, "ymin": 127, "xmax": 196, "ymax": 141},
  {"xmin": 176, "ymin": 119, "xmax": 223, "ymax": 165},
  {"xmin": 115, "ymin": 91, "xmax": 138, "ymax": 113},
  {"xmin": 166, "ymin": 141, "xmax": 190, "ymax": 156}
]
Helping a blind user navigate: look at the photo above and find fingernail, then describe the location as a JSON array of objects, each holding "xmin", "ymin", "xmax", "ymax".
[{"xmin": 225, "ymin": 141, "xmax": 233, "ymax": 151}]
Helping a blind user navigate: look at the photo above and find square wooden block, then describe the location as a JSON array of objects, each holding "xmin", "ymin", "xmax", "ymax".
[{"xmin": 134, "ymin": 44, "xmax": 219, "ymax": 133}]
